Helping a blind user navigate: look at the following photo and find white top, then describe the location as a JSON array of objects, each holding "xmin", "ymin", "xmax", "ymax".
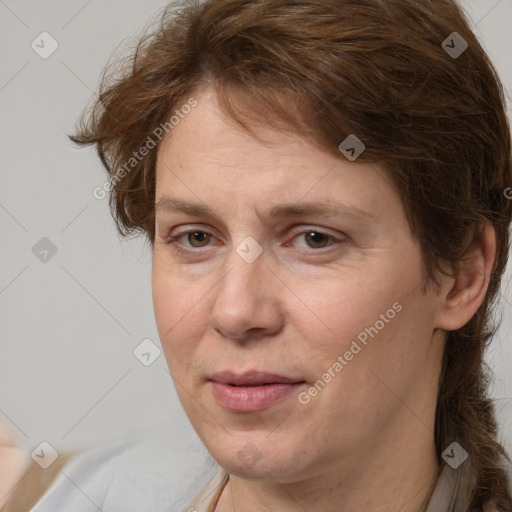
[{"xmin": 30, "ymin": 422, "xmax": 511, "ymax": 512}]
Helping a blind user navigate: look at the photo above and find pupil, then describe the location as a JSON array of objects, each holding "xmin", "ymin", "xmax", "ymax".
[
  {"xmin": 307, "ymin": 232, "xmax": 327, "ymax": 248},
  {"xmin": 190, "ymin": 231, "xmax": 208, "ymax": 246}
]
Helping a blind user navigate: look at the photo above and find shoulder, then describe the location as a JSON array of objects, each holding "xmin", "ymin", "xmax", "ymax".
[{"xmin": 25, "ymin": 422, "xmax": 210, "ymax": 512}]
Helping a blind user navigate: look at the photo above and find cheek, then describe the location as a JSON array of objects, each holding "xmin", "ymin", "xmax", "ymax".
[
  {"xmin": 152, "ymin": 265, "xmax": 209, "ymax": 376},
  {"xmin": 290, "ymin": 260, "xmax": 429, "ymax": 403},
  {"xmin": 290, "ymin": 270, "xmax": 402, "ymax": 359},
  {"xmin": 305, "ymin": 280, "xmax": 437, "ymax": 418}
]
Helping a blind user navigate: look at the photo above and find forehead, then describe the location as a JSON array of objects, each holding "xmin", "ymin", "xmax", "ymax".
[
  {"xmin": 158, "ymin": 89, "xmax": 311, "ymax": 170},
  {"xmin": 154, "ymin": 89, "xmax": 400, "ymax": 224}
]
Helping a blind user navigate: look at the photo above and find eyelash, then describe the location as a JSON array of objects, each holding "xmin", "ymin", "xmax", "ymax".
[{"xmin": 163, "ymin": 227, "xmax": 344, "ymax": 253}]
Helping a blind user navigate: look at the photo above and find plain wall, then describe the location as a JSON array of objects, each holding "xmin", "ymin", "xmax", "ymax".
[{"xmin": 1, "ymin": 0, "xmax": 511, "ymax": 460}]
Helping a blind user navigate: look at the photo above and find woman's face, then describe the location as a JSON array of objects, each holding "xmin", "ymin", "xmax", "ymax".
[{"xmin": 152, "ymin": 88, "xmax": 446, "ymax": 482}]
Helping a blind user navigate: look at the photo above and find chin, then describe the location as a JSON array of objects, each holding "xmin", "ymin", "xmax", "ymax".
[{"xmin": 204, "ymin": 433, "xmax": 305, "ymax": 481}]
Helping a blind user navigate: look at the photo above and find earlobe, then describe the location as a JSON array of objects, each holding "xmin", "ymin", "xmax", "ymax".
[{"xmin": 435, "ymin": 222, "xmax": 496, "ymax": 331}]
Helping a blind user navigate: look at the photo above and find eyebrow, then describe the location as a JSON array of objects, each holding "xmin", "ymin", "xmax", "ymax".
[{"xmin": 154, "ymin": 196, "xmax": 376, "ymax": 222}]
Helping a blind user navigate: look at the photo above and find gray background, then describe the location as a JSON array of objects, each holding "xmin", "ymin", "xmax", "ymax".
[{"xmin": 0, "ymin": 0, "xmax": 511, "ymax": 460}]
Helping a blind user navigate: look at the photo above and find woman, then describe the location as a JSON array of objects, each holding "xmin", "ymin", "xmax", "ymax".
[{"xmin": 26, "ymin": 0, "xmax": 512, "ymax": 510}]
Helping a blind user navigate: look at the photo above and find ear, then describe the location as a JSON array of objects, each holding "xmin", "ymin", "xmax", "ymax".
[{"xmin": 434, "ymin": 222, "xmax": 496, "ymax": 331}]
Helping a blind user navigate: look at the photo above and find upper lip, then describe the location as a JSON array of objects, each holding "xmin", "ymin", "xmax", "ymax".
[{"xmin": 210, "ymin": 370, "xmax": 305, "ymax": 386}]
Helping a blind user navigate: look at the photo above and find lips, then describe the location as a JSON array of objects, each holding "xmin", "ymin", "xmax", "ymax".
[
  {"xmin": 209, "ymin": 371, "xmax": 306, "ymax": 412},
  {"xmin": 210, "ymin": 370, "xmax": 304, "ymax": 386}
]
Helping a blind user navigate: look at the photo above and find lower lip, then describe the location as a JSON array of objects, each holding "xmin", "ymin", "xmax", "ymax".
[{"xmin": 211, "ymin": 381, "xmax": 304, "ymax": 412}]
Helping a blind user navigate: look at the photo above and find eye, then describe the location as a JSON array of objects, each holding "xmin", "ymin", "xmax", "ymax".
[
  {"xmin": 290, "ymin": 229, "xmax": 340, "ymax": 249},
  {"xmin": 163, "ymin": 227, "xmax": 343, "ymax": 253},
  {"xmin": 165, "ymin": 229, "xmax": 215, "ymax": 249}
]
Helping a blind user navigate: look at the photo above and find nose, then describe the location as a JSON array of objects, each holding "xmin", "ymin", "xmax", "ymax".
[{"xmin": 208, "ymin": 247, "xmax": 284, "ymax": 342}]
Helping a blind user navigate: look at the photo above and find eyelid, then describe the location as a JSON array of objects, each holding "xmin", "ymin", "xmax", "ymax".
[{"xmin": 287, "ymin": 225, "xmax": 345, "ymax": 241}]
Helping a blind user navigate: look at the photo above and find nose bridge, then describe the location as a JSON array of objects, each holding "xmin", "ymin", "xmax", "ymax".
[
  {"xmin": 209, "ymin": 242, "xmax": 282, "ymax": 339},
  {"xmin": 216, "ymin": 243, "xmax": 267, "ymax": 310}
]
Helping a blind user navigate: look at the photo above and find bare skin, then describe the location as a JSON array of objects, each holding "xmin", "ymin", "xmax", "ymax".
[{"xmin": 0, "ymin": 421, "xmax": 28, "ymax": 508}]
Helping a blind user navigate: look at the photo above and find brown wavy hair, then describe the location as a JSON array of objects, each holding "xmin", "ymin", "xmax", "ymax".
[{"xmin": 71, "ymin": 0, "xmax": 512, "ymax": 509}]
